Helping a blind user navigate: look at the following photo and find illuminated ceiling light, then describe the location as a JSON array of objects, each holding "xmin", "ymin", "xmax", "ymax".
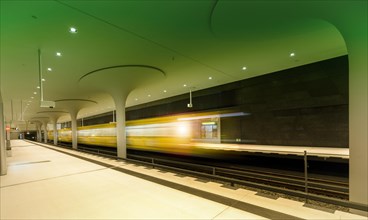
[
  {"xmin": 148, "ymin": 94, "xmax": 151, "ymax": 97},
  {"xmin": 27, "ymin": 104, "xmax": 30, "ymax": 106},
  {"xmin": 208, "ymin": 76, "xmax": 212, "ymax": 80},
  {"xmin": 56, "ymin": 52, "xmax": 62, "ymax": 56},
  {"xmin": 31, "ymin": 97, "xmax": 34, "ymax": 99},
  {"xmin": 33, "ymin": 92, "xmax": 37, "ymax": 95},
  {"xmin": 47, "ymin": 67, "xmax": 52, "ymax": 71},
  {"xmin": 37, "ymin": 86, "xmax": 40, "ymax": 89},
  {"xmin": 163, "ymin": 90, "xmax": 167, "ymax": 93},
  {"xmin": 135, "ymin": 98, "xmax": 138, "ymax": 101},
  {"xmin": 42, "ymin": 78, "xmax": 46, "ymax": 81},
  {"xmin": 183, "ymin": 84, "xmax": 187, "ymax": 87},
  {"xmin": 69, "ymin": 27, "xmax": 78, "ymax": 33},
  {"xmin": 242, "ymin": 66, "xmax": 247, "ymax": 70},
  {"xmin": 290, "ymin": 52, "xmax": 295, "ymax": 57}
]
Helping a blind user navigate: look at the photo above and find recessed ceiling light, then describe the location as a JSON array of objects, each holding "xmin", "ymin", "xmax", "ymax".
[
  {"xmin": 69, "ymin": 27, "xmax": 78, "ymax": 33},
  {"xmin": 56, "ymin": 52, "xmax": 62, "ymax": 56},
  {"xmin": 42, "ymin": 78, "xmax": 46, "ymax": 81},
  {"xmin": 135, "ymin": 98, "xmax": 138, "ymax": 101},
  {"xmin": 33, "ymin": 92, "xmax": 37, "ymax": 94},
  {"xmin": 31, "ymin": 97, "xmax": 34, "ymax": 99},
  {"xmin": 242, "ymin": 66, "xmax": 247, "ymax": 70},
  {"xmin": 208, "ymin": 76, "xmax": 212, "ymax": 80},
  {"xmin": 47, "ymin": 67, "xmax": 52, "ymax": 71},
  {"xmin": 37, "ymin": 86, "xmax": 40, "ymax": 89},
  {"xmin": 148, "ymin": 94, "xmax": 151, "ymax": 97},
  {"xmin": 290, "ymin": 52, "xmax": 295, "ymax": 57},
  {"xmin": 183, "ymin": 84, "xmax": 187, "ymax": 87},
  {"xmin": 163, "ymin": 90, "xmax": 167, "ymax": 93}
]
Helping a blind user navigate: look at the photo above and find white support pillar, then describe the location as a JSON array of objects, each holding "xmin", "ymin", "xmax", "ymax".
[
  {"xmin": 54, "ymin": 100, "xmax": 97, "ymax": 150},
  {"xmin": 53, "ymin": 120, "xmax": 58, "ymax": 145},
  {"xmin": 70, "ymin": 111, "xmax": 78, "ymax": 150},
  {"xmin": 41, "ymin": 121, "xmax": 47, "ymax": 144},
  {"xmin": 36, "ymin": 123, "xmax": 42, "ymax": 142},
  {"xmin": 113, "ymin": 95, "xmax": 128, "ymax": 159},
  {"xmin": 345, "ymin": 32, "xmax": 368, "ymax": 212},
  {"xmin": 44, "ymin": 125, "xmax": 48, "ymax": 143},
  {"xmin": 0, "ymin": 95, "xmax": 7, "ymax": 175},
  {"xmin": 78, "ymin": 65, "xmax": 165, "ymax": 160},
  {"xmin": 327, "ymin": 8, "xmax": 368, "ymax": 214},
  {"xmin": 36, "ymin": 111, "xmax": 68, "ymax": 146}
]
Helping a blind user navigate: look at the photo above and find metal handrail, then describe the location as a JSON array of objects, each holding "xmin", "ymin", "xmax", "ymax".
[{"xmin": 124, "ymin": 154, "xmax": 366, "ymax": 212}]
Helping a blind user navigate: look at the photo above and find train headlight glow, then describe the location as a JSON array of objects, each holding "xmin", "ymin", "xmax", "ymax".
[
  {"xmin": 173, "ymin": 122, "xmax": 190, "ymax": 137},
  {"xmin": 177, "ymin": 125, "xmax": 188, "ymax": 136},
  {"xmin": 176, "ymin": 123, "xmax": 190, "ymax": 137}
]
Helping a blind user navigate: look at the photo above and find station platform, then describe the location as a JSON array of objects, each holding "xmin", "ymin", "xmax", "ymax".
[{"xmin": 1, "ymin": 140, "xmax": 363, "ymax": 220}]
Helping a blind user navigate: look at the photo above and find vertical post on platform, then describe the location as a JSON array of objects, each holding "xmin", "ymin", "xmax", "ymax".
[
  {"xmin": 304, "ymin": 150, "xmax": 308, "ymax": 203},
  {"xmin": 0, "ymin": 94, "xmax": 7, "ymax": 175}
]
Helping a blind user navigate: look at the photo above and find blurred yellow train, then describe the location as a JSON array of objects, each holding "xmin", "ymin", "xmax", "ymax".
[{"xmin": 48, "ymin": 110, "xmax": 243, "ymax": 155}]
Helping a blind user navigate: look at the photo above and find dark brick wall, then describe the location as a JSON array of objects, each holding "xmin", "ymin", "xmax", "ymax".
[{"xmin": 126, "ymin": 56, "xmax": 348, "ymax": 147}]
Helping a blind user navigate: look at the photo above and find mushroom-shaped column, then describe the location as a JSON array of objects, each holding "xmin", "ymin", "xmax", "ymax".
[
  {"xmin": 31, "ymin": 117, "xmax": 49, "ymax": 143},
  {"xmin": 37, "ymin": 111, "xmax": 68, "ymax": 145},
  {"xmin": 31, "ymin": 121, "xmax": 42, "ymax": 142},
  {"xmin": 79, "ymin": 65, "xmax": 165, "ymax": 159},
  {"xmin": 55, "ymin": 99, "xmax": 97, "ymax": 150}
]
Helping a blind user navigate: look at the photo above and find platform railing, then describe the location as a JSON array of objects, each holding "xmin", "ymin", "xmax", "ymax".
[{"xmin": 126, "ymin": 153, "xmax": 367, "ymax": 212}]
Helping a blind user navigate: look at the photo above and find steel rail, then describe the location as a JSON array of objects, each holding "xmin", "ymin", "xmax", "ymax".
[{"xmin": 54, "ymin": 143, "xmax": 367, "ymax": 212}]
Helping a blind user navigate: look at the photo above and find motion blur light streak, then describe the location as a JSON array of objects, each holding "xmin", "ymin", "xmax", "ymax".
[
  {"xmin": 51, "ymin": 110, "xmax": 256, "ymax": 156},
  {"xmin": 176, "ymin": 123, "xmax": 190, "ymax": 137},
  {"xmin": 178, "ymin": 112, "xmax": 248, "ymax": 121}
]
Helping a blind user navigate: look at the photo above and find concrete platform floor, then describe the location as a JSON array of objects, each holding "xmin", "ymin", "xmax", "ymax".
[{"xmin": 0, "ymin": 140, "xmax": 365, "ymax": 219}]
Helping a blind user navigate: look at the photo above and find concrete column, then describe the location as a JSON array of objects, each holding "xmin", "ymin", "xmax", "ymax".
[
  {"xmin": 36, "ymin": 111, "xmax": 68, "ymax": 146},
  {"xmin": 344, "ymin": 31, "xmax": 368, "ymax": 211},
  {"xmin": 0, "ymin": 95, "xmax": 7, "ymax": 175},
  {"xmin": 113, "ymin": 95, "xmax": 127, "ymax": 158},
  {"xmin": 54, "ymin": 100, "xmax": 97, "ymax": 150},
  {"xmin": 53, "ymin": 120, "xmax": 58, "ymax": 145},
  {"xmin": 41, "ymin": 121, "xmax": 48, "ymax": 144},
  {"xmin": 36, "ymin": 123, "xmax": 42, "ymax": 142},
  {"xmin": 78, "ymin": 65, "xmax": 165, "ymax": 160},
  {"xmin": 70, "ymin": 111, "xmax": 78, "ymax": 150},
  {"xmin": 324, "ymin": 5, "xmax": 368, "ymax": 213}
]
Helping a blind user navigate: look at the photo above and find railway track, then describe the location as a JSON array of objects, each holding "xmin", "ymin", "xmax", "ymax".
[
  {"xmin": 127, "ymin": 154, "xmax": 349, "ymax": 200},
  {"xmin": 213, "ymin": 166, "xmax": 348, "ymax": 199},
  {"xmin": 59, "ymin": 144, "xmax": 349, "ymax": 200},
  {"xmin": 45, "ymin": 143, "xmax": 368, "ymax": 212}
]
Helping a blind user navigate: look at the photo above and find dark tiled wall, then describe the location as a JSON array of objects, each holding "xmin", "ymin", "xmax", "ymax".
[{"xmin": 127, "ymin": 56, "xmax": 348, "ymax": 148}]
